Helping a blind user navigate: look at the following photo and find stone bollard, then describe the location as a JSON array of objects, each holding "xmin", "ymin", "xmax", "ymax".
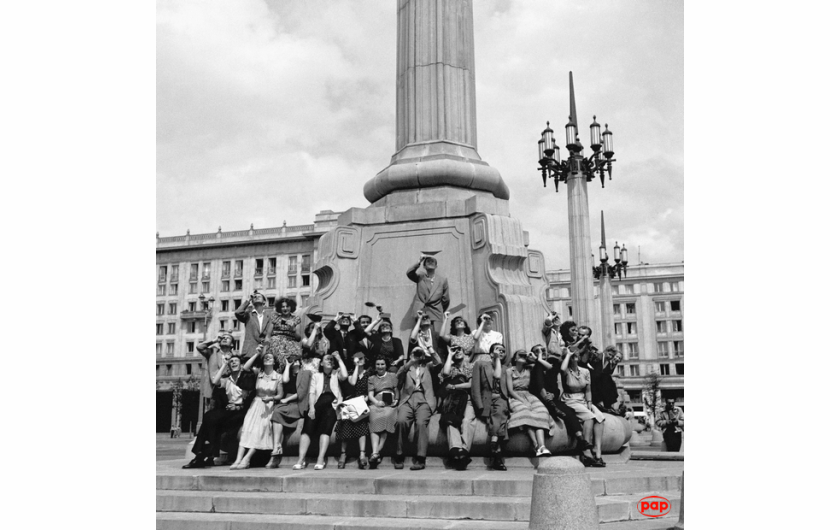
[
  {"xmin": 651, "ymin": 429, "xmax": 664, "ymax": 447},
  {"xmin": 671, "ymin": 471, "xmax": 684, "ymax": 529},
  {"xmin": 529, "ymin": 457, "xmax": 599, "ymax": 530}
]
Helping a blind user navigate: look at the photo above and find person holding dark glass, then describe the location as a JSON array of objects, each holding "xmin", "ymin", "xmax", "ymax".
[
  {"xmin": 406, "ymin": 252, "xmax": 449, "ymax": 342},
  {"xmin": 439, "ymin": 344, "xmax": 475, "ymax": 470},
  {"xmin": 471, "ymin": 343, "xmax": 510, "ymax": 471},
  {"xmin": 506, "ymin": 349, "xmax": 554, "ymax": 457},
  {"xmin": 324, "ymin": 312, "xmax": 362, "ymax": 366},
  {"xmin": 234, "ymin": 291, "xmax": 273, "ymax": 359},
  {"xmin": 560, "ymin": 345, "xmax": 606, "ymax": 467},
  {"xmin": 394, "ymin": 346, "xmax": 440, "ymax": 471},
  {"xmin": 196, "ymin": 330, "xmax": 236, "ymax": 411},
  {"xmin": 365, "ymin": 315, "xmax": 405, "ymax": 372},
  {"xmin": 656, "ymin": 398, "xmax": 684, "ymax": 452},
  {"xmin": 334, "ymin": 352, "xmax": 371, "ymax": 469}
]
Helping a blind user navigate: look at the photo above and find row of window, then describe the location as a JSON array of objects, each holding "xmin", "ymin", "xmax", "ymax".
[
  {"xmin": 616, "ymin": 362, "xmax": 684, "ymax": 377},
  {"xmin": 616, "ymin": 340, "xmax": 684, "ymax": 359},
  {"xmin": 156, "ymin": 339, "xmax": 243, "ymax": 358},
  {"xmin": 157, "ymin": 362, "xmax": 203, "ymax": 377},
  {"xmin": 546, "ymin": 281, "xmax": 682, "ymax": 300},
  {"xmin": 156, "ymin": 275, "xmax": 311, "ymax": 297},
  {"xmin": 158, "ymin": 257, "xmax": 312, "ymax": 284}
]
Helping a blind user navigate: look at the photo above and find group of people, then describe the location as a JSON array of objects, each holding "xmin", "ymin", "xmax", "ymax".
[{"xmin": 184, "ymin": 255, "xmax": 625, "ymax": 472}]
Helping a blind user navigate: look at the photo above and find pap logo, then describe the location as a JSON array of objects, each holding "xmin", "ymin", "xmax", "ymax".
[{"xmin": 636, "ymin": 495, "xmax": 671, "ymax": 518}]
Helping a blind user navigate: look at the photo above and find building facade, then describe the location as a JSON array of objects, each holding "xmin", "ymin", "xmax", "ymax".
[
  {"xmin": 545, "ymin": 262, "xmax": 684, "ymax": 414},
  {"xmin": 155, "ymin": 211, "xmax": 340, "ymax": 433}
]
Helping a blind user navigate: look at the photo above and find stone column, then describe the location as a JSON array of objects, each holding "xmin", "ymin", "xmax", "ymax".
[
  {"xmin": 567, "ymin": 169, "xmax": 596, "ymax": 328},
  {"xmin": 599, "ymin": 275, "xmax": 614, "ymax": 348}
]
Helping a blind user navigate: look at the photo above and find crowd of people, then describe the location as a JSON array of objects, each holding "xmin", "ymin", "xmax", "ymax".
[{"xmin": 184, "ymin": 255, "xmax": 626, "ymax": 472}]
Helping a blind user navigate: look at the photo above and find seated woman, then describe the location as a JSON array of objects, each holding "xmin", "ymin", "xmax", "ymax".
[
  {"xmin": 293, "ymin": 351, "xmax": 348, "ymax": 470},
  {"xmin": 590, "ymin": 345, "xmax": 623, "ymax": 414},
  {"xmin": 506, "ymin": 349, "xmax": 554, "ymax": 457},
  {"xmin": 229, "ymin": 350, "xmax": 284, "ymax": 470},
  {"xmin": 439, "ymin": 344, "xmax": 475, "ymax": 470},
  {"xmin": 264, "ymin": 297, "xmax": 302, "ymax": 365},
  {"xmin": 366, "ymin": 315, "xmax": 404, "ymax": 372},
  {"xmin": 560, "ymin": 346, "xmax": 607, "ymax": 467},
  {"xmin": 470, "ymin": 343, "xmax": 510, "ymax": 471},
  {"xmin": 367, "ymin": 356, "xmax": 400, "ymax": 469},
  {"xmin": 439, "ymin": 311, "xmax": 476, "ymax": 360},
  {"xmin": 334, "ymin": 352, "xmax": 371, "ymax": 469},
  {"xmin": 471, "ymin": 313, "xmax": 505, "ymax": 364}
]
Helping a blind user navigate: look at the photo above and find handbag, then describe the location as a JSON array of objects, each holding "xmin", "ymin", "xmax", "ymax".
[{"xmin": 338, "ymin": 395, "xmax": 370, "ymax": 422}]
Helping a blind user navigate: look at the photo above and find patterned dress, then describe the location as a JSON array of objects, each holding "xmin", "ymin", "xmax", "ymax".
[
  {"xmin": 239, "ymin": 371, "xmax": 282, "ymax": 450},
  {"xmin": 561, "ymin": 367, "xmax": 605, "ymax": 423},
  {"xmin": 267, "ymin": 314, "xmax": 302, "ymax": 363},
  {"xmin": 450, "ymin": 333, "xmax": 476, "ymax": 358},
  {"xmin": 507, "ymin": 367, "xmax": 554, "ymax": 434},
  {"xmin": 367, "ymin": 372, "xmax": 399, "ymax": 433},
  {"xmin": 334, "ymin": 370, "xmax": 371, "ymax": 440}
]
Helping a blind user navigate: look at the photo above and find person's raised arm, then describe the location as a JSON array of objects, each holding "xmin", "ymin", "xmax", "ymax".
[
  {"xmin": 364, "ymin": 315, "xmax": 382, "ymax": 336},
  {"xmin": 535, "ymin": 348, "xmax": 552, "ymax": 370},
  {"xmin": 281, "ymin": 358, "xmax": 292, "ymax": 384},
  {"xmin": 439, "ymin": 311, "xmax": 452, "ymax": 344},
  {"xmin": 242, "ymin": 348, "xmax": 261, "ymax": 373},
  {"xmin": 441, "ymin": 278, "xmax": 450, "ymax": 311},
  {"xmin": 409, "ymin": 311, "xmax": 423, "ymax": 341},
  {"xmin": 234, "ymin": 296, "xmax": 252, "ymax": 323},
  {"xmin": 196, "ymin": 337, "xmax": 218, "ymax": 360},
  {"xmin": 406, "ymin": 257, "xmax": 425, "ymax": 283},
  {"xmin": 348, "ymin": 359, "xmax": 361, "ymax": 385},
  {"xmin": 441, "ymin": 347, "xmax": 454, "ymax": 376},
  {"xmin": 211, "ymin": 361, "xmax": 229, "ymax": 386},
  {"xmin": 301, "ymin": 322, "xmax": 320, "ymax": 349},
  {"xmin": 560, "ymin": 347, "xmax": 572, "ymax": 372},
  {"xmin": 492, "ymin": 354, "xmax": 502, "ymax": 380},
  {"xmin": 333, "ymin": 352, "xmax": 349, "ymax": 381}
]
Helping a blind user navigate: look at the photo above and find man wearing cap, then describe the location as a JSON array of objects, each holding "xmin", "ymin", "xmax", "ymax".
[
  {"xmin": 234, "ymin": 291, "xmax": 272, "ymax": 359},
  {"xmin": 197, "ymin": 331, "xmax": 236, "ymax": 412},
  {"xmin": 656, "ymin": 399, "xmax": 684, "ymax": 452},
  {"xmin": 407, "ymin": 253, "xmax": 449, "ymax": 343}
]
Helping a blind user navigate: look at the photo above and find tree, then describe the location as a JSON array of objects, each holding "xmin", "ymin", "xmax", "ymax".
[{"xmin": 642, "ymin": 371, "xmax": 662, "ymax": 430}]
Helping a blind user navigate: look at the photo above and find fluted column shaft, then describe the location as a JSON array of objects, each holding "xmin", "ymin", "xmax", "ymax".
[
  {"xmin": 567, "ymin": 171, "xmax": 597, "ymax": 328},
  {"xmin": 599, "ymin": 274, "xmax": 614, "ymax": 350}
]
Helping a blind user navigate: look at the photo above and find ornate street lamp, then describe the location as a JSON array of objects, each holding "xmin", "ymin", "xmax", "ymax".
[{"xmin": 594, "ymin": 240, "xmax": 629, "ymax": 280}]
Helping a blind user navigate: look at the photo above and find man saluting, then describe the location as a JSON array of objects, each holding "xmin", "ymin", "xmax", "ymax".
[{"xmin": 406, "ymin": 252, "xmax": 450, "ymax": 341}]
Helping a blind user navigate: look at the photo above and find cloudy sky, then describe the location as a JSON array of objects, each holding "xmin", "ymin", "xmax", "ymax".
[{"xmin": 157, "ymin": 0, "xmax": 683, "ymax": 270}]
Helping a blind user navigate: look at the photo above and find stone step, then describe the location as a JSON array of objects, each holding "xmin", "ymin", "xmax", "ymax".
[{"xmin": 156, "ymin": 490, "xmax": 680, "ymax": 524}]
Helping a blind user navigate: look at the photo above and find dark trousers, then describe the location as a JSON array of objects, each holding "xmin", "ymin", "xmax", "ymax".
[
  {"xmin": 663, "ymin": 429, "xmax": 682, "ymax": 452},
  {"xmin": 396, "ymin": 392, "xmax": 433, "ymax": 458},
  {"xmin": 543, "ymin": 397, "xmax": 584, "ymax": 437},
  {"xmin": 191, "ymin": 407, "xmax": 247, "ymax": 459}
]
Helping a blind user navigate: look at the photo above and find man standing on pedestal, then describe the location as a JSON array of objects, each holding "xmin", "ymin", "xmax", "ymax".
[{"xmin": 406, "ymin": 252, "xmax": 449, "ymax": 344}]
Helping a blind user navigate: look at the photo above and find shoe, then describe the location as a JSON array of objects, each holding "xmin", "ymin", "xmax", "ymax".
[
  {"xmin": 292, "ymin": 461, "xmax": 308, "ymax": 470},
  {"xmin": 454, "ymin": 454, "xmax": 471, "ymax": 471},
  {"xmin": 393, "ymin": 456, "xmax": 404, "ymax": 470},
  {"xmin": 410, "ymin": 461, "xmax": 426, "ymax": 471},
  {"xmin": 230, "ymin": 461, "xmax": 251, "ymax": 470},
  {"xmin": 358, "ymin": 455, "xmax": 369, "ymax": 469},
  {"xmin": 491, "ymin": 457, "xmax": 507, "ymax": 471},
  {"xmin": 204, "ymin": 456, "xmax": 217, "ymax": 467},
  {"xmin": 369, "ymin": 453, "xmax": 381, "ymax": 469},
  {"xmin": 337, "ymin": 452, "xmax": 347, "ymax": 469},
  {"xmin": 490, "ymin": 440, "xmax": 500, "ymax": 454},
  {"xmin": 536, "ymin": 446, "xmax": 551, "ymax": 457},
  {"xmin": 581, "ymin": 455, "xmax": 596, "ymax": 467},
  {"xmin": 593, "ymin": 457, "xmax": 607, "ymax": 468},
  {"xmin": 182, "ymin": 457, "xmax": 206, "ymax": 469},
  {"xmin": 577, "ymin": 437, "xmax": 594, "ymax": 452},
  {"xmin": 265, "ymin": 456, "xmax": 282, "ymax": 469},
  {"xmin": 314, "ymin": 462, "xmax": 326, "ymax": 470}
]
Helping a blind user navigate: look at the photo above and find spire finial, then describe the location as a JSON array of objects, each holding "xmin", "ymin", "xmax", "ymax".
[
  {"xmin": 569, "ymin": 71, "xmax": 578, "ymax": 130},
  {"xmin": 600, "ymin": 211, "xmax": 606, "ymax": 248}
]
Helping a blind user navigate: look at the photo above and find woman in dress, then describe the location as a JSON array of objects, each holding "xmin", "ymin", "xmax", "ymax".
[
  {"xmin": 293, "ymin": 351, "xmax": 348, "ymax": 470},
  {"xmin": 439, "ymin": 344, "xmax": 474, "ymax": 470},
  {"xmin": 366, "ymin": 316, "xmax": 404, "ymax": 372},
  {"xmin": 264, "ymin": 297, "xmax": 302, "ymax": 365},
  {"xmin": 229, "ymin": 350, "xmax": 283, "ymax": 470},
  {"xmin": 471, "ymin": 313, "xmax": 506, "ymax": 364},
  {"xmin": 367, "ymin": 357, "xmax": 399, "ymax": 469},
  {"xmin": 506, "ymin": 349, "xmax": 554, "ymax": 457},
  {"xmin": 334, "ymin": 352, "xmax": 371, "ymax": 469},
  {"xmin": 560, "ymin": 346, "xmax": 607, "ymax": 467},
  {"xmin": 439, "ymin": 311, "xmax": 476, "ymax": 360}
]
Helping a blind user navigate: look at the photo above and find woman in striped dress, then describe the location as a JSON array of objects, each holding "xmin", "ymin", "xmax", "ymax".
[{"xmin": 506, "ymin": 349, "xmax": 554, "ymax": 457}]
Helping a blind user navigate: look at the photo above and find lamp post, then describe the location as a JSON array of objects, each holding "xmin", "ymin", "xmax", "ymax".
[
  {"xmin": 537, "ymin": 72, "xmax": 617, "ymax": 331},
  {"xmin": 592, "ymin": 211, "xmax": 628, "ymax": 350},
  {"xmin": 195, "ymin": 293, "xmax": 215, "ymax": 432}
]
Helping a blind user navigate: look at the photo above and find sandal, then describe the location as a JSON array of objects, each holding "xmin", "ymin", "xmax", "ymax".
[
  {"xmin": 536, "ymin": 446, "xmax": 551, "ymax": 457},
  {"xmin": 337, "ymin": 452, "xmax": 347, "ymax": 469},
  {"xmin": 292, "ymin": 461, "xmax": 308, "ymax": 470},
  {"xmin": 314, "ymin": 462, "xmax": 326, "ymax": 470},
  {"xmin": 358, "ymin": 455, "xmax": 369, "ymax": 469},
  {"xmin": 581, "ymin": 455, "xmax": 596, "ymax": 467},
  {"xmin": 369, "ymin": 453, "xmax": 381, "ymax": 469},
  {"xmin": 593, "ymin": 457, "xmax": 607, "ymax": 468},
  {"xmin": 265, "ymin": 455, "xmax": 282, "ymax": 469},
  {"xmin": 229, "ymin": 461, "xmax": 243, "ymax": 470}
]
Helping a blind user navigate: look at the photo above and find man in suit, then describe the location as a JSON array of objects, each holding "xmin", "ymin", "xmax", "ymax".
[
  {"xmin": 656, "ymin": 399, "xmax": 684, "ymax": 452},
  {"xmin": 323, "ymin": 312, "xmax": 363, "ymax": 366},
  {"xmin": 394, "ymin": 346, "xmax": 441, "ymax": 470},
  {"xmin": 234, "ymin": 291, "xmax": 272, "ymax": 359},
  {"xmin": 471, "ymin": 344, "xmax": 510, "ymax": 470},
  {"xmin": 406, "ymin": 253, "xmax": 450, "ymax": 343},
  {"xmin": 196, "ymin": 330, "xmax": 236, "ymax": 412}
]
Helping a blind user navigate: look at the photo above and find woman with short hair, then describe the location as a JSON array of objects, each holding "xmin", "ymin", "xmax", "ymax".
[
  {"xmin": 439, "ymin": 311, "xmax": 476, "ymax": 360},
  {"xmin": 366, "ymin": 316, "xmax": 404, "ymax": 372},
  {"xmin": 506, "ymin": 349, "xmax": 554, "ymax": 457},
  {"xmin": 367, "ymin": 356, "xmax": 399, "ymax": 469},
  {"xmin": 229, "ymin": 350, "xmax": 283, "ymax": 470},
  {"xmin": 334, "ymin": 352, "xmax": 371, "ymax": 469},
  {"xmin": 264, "ymin": 297, "xmax": 302, "ymax": 364},
  {"xmin": 560, "ymin": 346, "xmax": 607, "ymax": 467}
]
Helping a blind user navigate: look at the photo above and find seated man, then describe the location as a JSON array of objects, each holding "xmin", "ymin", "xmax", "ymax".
[
  {"xmin": 183, "ymin": 355, "xmax": 256, "ymax": 468},
  {"xmin": 471, "ymin": 342, "xmax": 510, "ymax": 471},
  {"xmin": 394, "ymin": 346, "xmax": 441, "ymax": 470},
  {"xmin": 656, "ymin": 399, "xmax": 684, "ymax": 452}
]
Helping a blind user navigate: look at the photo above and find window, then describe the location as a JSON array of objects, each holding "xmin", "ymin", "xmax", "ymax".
[
  {"xmin": 656, "ymin": 320, "xmax": 667, "ymax": 334},
  {"xmin": 170, "ymin": 264, "xmax": 179, "ymax": 281},
  {"xmin": 625, "ymin": 342, "xmax": 639, "ymax": 359},
  {"xmin": 219, "ymin": 319, "xmax": 227, "ymax": 330},
  {"xmin": 613, "ymin": 304, "xmax": 621, "ymax": 316},
  {"xmin": 268, "ymin": 297, "xmax": 276, "ymax": 307},
  {"xmin": 268, "ymin": 258, "xmax": 276, "ymax": 276},
  {"xmin": 202, "ymin": 262, "xmax": 211, "ymax": 280},
  {"xmin": 300, "ymin": 295, "xmax": 310, "ymax": 307},
  {"xmin": 169, "ymin": 283, "xmax": 178, "ymax": 295},
  {"xmin": 289, "ymin": 256, "xmax": 298, "ymax": 273},
  {"xmin": 267, "ymin": 277, "xmax": 276, "ymax": 289},
  {"xmin": 190, "ymin": 263, "xmax": 198, "ymax": 281},
  {"xmin": 201, "ymin": 281, "xmax": 210, "ymax": 293},
  {"xmin": 615, "ymin": 365, "xmax": 625, "ymax": 377},
  {"xmin": 673, "ymin": 341, "xmax": 684, "ymax": 357},
  {"xmin": 672, "ymin": 320, "xmax": 683, "ymax": 333},
  {"xmin": 255, "ymin": 258, "xmax": 264, "ymax": 277},
  {"xmin": 234, "ymin": 280, "xmax": 242, "ymax": 291},
  {"xmin": 188, "ymin": 321, "xmax": 197, "ymax": 333},
  {"xmin": 232, "ymin": 319, "xmax": 240, "ymax": 330},
  {"xmin": 168, "ymin": 302, "xmax": 177, "ymax": 315},
  {"xmin": 188, "ymin": 301, "xmax": 196, "ymax": 312},
  {"xmin": 222, "ymin": 261, "xmax": 231, "ymax": 278},
  {"xmin": 626, "ymin": 322, "xmax": 636, "ymax": 335},
  {"xmin": 670, "ymin": 281, "xmax": 680, "ymax": 292},
  {"xmin": 156, "ymin": 323, "xmax": 163, "ymax": 335},
  {"xmin": 157, "ymin": 284, "xmax": 166, "ymax": 296},
  {"xmin": 302, "ymin": 275, "xmax": 310, "ymax": 287},
  {"xmin": 654, "ymin": 282, "xmax": 664, "ymax": 293},
  {"xmin": 156, "ymin": 343, "xmax": 162, "ymax": 356},
  {"xmin": 629, "ymin": 365, "xmax": 640, "ymax": 376},
  {"xmin": 165, "ymin": 364, "xmax": 172, "ymax": 376},
  {"xmin": 670, "ymin": 300, "xmax": 681, "ymax": 312},
  {"xmin": 657, "ymin": 342, "xmax": 669, "ymax": 358},
  {"xmin": 614, "ymin": 323, "xmax": 622, "ymax": 336},
  {"xmin": 167, "ymin": 323, "xmax": 175, "ymax": 335},
  {"xmin": 567, "ymin": 305, "xmax": 573, "ymax": 316},
  {"xmin": 158, "ymin": 265, "xmax": 167, "ymax": 283},
  {"xmin": 288, "ymin": 276, "xmax": 297, "ymax": 288},
  {"xmin": 611, "ymin": 285, "xmax": 619, "ymax": 296},
  {"xmin": 302, "ymin": 254, "xmax": 311, "ymax": 273},
  {"xmin": 165, "ymin": 342, "xmax": 174, "ymax": 356},
  {"xmin": 675, "ymin": 363, "xmax": 684, "ymax": 375},
  {"xmin": 660, "ymin": 364, "xmax": 671, "ymax": 376},
  {"xmin": 254, "ymin": 278, "xmax": 263, "ymax": 289},
  {"xmin": 624, "ymin": 284, "xmax": 635, "ymax": 295},
  {"xmin": 189, "ymin": 282, "xmax": 197, "ymax": 294},
  {"xmin": 625, "ymin": 303, "xmax": 636, "ymax": 315},
  {"xmin": 234, "ymin": 260, "xmax": 243, "ymax": 278},
  {"xmin": 187, "ymin": 341, "xmax": 194, "ymax": 353},
  {"xmin": 221, "ymin": 300, "xmax": 229, "ymax": 312},
  {"xmin": 157, "ymin": 303, "xmax": 164, "ymax": 315},
  {"xmin": 186, "ymin": 364, "xmax": 192, "ymax": 375},
  {"xmin": 655, "ymin": 301, "xmax": 666, "ymax": 314},
  {"xmin": 221, "ymin": 280, "xmax": 229, "ymax": 292}
]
